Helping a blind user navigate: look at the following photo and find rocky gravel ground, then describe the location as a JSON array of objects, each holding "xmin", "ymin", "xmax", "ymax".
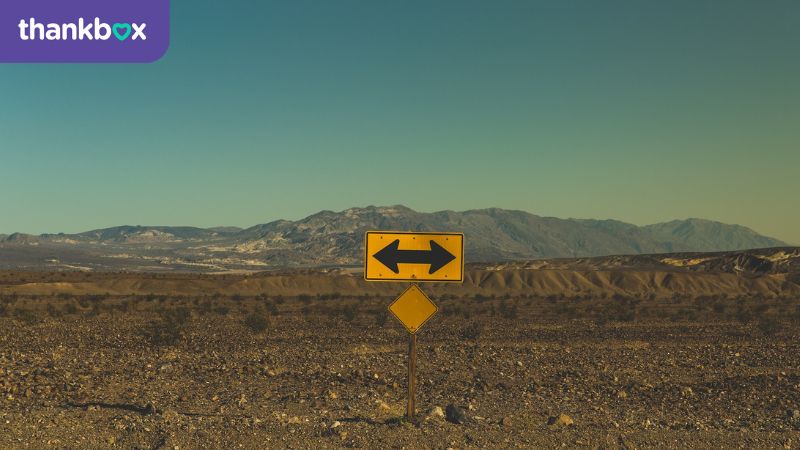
[{"xmin": 1, "ymin": 294, "xmax": 799, "ymax": 449}]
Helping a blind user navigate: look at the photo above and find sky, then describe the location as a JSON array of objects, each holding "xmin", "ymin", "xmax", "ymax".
[{"xmin": 1, "ymin": 0, "xmax": 798, "ymax": 243}]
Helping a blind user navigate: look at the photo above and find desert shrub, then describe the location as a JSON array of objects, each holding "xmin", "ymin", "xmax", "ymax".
[
  {"xmin": 593, "ymin": 312, "xmax": 609, "ymax": 327},
  {"xmin": 461, "ymin": 321, "xmax": 482, "ymax": 341},
  {"xmin": 140, "ymin": 307, "xmax": 190, "ymax": 347},
  {"xmin": 117, "ymin": 300, "xmax": 131, "ymax": 313},
  {"xmin": 374, "ymin": 309, "xmax": 389, "ymax": 327},
  {"xmin": 712, "ymin": 302, "xmax": 726, "ymax": 314},
  {"xmin": 231, "ymin": 294, "xmax": 243, "ymax": 302},
  {"xmin": 474, "ymin": 294, "xmax": 491, "ymax": 302},
  {"xmin": 500, "ymin": 302, "xmax": 519, "ymax": 320},
  {"xmin": 163, "ymin": 306, "xmax": 191, "ymax": 326},
  {"xmin": 0, "ymin": 303, "xmax": 8, "ymax": 317},
  {"xmin": 141, "ymin": 320, "xmax": 182, "ymax": 347},
  {"xmin": 85, "ymin": 303, "xmax": 101, "ymax": 318},
  {"xmin": 758, "ymin": 317, "xmax": 781, "ymax": 336},
  {"xmin": 244, "ymin": 311, "xmax": 269, "ymax": 333},
  {"xmin": 617, "ymin": 309, "xmax": 636, "ymax": 322},
  {"xmin": 557, "ymin": 303, "xmax": 580, "ymax": 319},
  {"xmin": 301, "ymin": 305, "xmax": 311, "ymax": 318},
  {"xmin": 734, "ymin": 307, "xmax": 753, "ymax": 324},
  {"xmin": 213, "ymin": 306, "xmax": 230, "ymax": 316},
  {"xmin": 14, "ymin": 308, "xmax": 38, "ymax": 325},
  {"xmin": 341, "ymin": 307, "xmax": 357, "ymax": 323},
  {"xmin": 197, "ymin": 300, "xmax": 212, "ymax": 315},
  {"xmin": 64, "ymin": 303, "xmax": 79, "ymax": 315},
  {"xmin": 267, "ymin": 302, "xmax": 280, "ymax": 316},
  {"xmin": 46, "ymin": 304, "xmax": 62, "ymax": 319}
]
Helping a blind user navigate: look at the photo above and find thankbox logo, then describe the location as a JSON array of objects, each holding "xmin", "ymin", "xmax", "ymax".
[
  {"xmin": 19, "ymin": 18, "xmax": 147, "ymax": 42},
  {"xmin": 1, "ymin": 0, "xmax": 169, "ymax": 63}
]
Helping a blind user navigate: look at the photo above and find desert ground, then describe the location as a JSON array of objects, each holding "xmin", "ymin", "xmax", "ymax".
[{"xmin": 1, "ymin": 260, "xmax": 800, "ymax": 449}]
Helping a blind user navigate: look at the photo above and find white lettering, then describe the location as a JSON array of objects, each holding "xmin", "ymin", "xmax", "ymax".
[{"xmin": 131, "ymin": 23, "xmax": 146, "ymax": 40}]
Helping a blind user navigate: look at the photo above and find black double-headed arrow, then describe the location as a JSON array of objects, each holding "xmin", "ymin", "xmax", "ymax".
[{"xmin": 373, "ymin": 239, "xmax": 456, "ymax": 274}]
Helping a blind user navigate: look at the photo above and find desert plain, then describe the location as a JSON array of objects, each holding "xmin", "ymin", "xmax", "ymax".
[{"xmin": 1, "ymin": 249, "xmax": 800, "ymax": 449}]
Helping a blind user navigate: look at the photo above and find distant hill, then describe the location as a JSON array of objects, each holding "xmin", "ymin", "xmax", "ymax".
[{"xmin": 0, "ymin": 206, "xmax": 787, "ymax": 271}]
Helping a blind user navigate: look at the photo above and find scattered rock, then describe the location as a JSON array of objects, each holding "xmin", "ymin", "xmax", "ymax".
[
  {"xmin": 445, "ymin": 404, "xmax": 467, "ymax": 424},
  {"xmin": 788, "ymin": 409, "xmax": 800, "ymax": 419},
  {"xmin": 425, "ymin": 406, "xmax": 445, "ymax": 420},
  {"xmin": 617, "ymin": 390, "xmax": 628, "ymax": 399},
  {"xmin": 376, "ymin": 400, "xmax": 391, "ymax": 412},
  {"xmin": 501, "ymin": 416, "xmax": 512, "ymax": 427},
  {"xmin": 548, "ymin": 413, "xmax": 574, "ymax": 427}
]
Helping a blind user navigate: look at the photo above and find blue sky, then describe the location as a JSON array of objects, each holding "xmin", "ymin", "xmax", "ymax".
[{"xmin": 1, "ymin": 1, "xmax": 798, "ymax": 243}]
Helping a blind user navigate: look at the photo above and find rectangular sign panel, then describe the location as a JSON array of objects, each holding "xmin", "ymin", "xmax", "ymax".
[
  {"xmin": 364, "ymin": 231, "xmax": 464, "ymax": 282},
  {"xmin": 0, "ymin": 0, "xmax": 169, "ymax": 63}
]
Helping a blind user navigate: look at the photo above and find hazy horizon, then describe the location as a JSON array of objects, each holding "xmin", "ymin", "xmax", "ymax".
[
  {"xmin": 0, "ymin": 204, "xmax": 793, "ymax": 246},
  {"xmin": 2, "ymin": 1, "xmax": 799, "ymax": 243}
]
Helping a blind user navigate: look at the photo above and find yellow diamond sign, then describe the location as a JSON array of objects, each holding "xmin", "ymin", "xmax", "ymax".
[{"xmin": 388, "ymin": 284, "xmax": 438, "ymax": 334}]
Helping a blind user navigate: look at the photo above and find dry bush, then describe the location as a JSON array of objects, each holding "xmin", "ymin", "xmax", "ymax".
[
  {"xmin": 13, "ymin": 308, "xmax": 38, "ymax": 325},
  {"xmin": 244, "ymin": 310, "xmax": 269, "ymax": 333},
  {"xmin": 340, "ymin": 306, "xmax": 357, "ymax": 323},
  {"xmin": 734, "ymin": 307, "xmax": 753, "ymax": 324},
  {"xmin": 374, "ymin": 309, "xmax": 389, "ymax": 327},
  {"xmin": 461, "ymin": 321, "xmax": 482, "ymax": 341},
  {"xmin": 758, "ymin": 317, "xmax": 781, "ymax": 336},
  {"xmin": 46, "ymin": 304, "xmax": 62, "ymax": 319},
  {"xmin": 140, "ymin": 306, "xmax": 191, "ymax": 347}
]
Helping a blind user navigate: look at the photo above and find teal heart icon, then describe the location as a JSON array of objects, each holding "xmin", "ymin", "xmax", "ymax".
[{"xmin": 112, "ymin": 23, "xmax": 132, "ymax": 41}]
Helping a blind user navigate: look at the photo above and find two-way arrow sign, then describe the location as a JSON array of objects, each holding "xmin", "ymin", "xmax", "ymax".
[
  {"xmin": 364, "ymin": 231, "xmax": 464, "ymax": 282},
  {"xmin": 373, "ymin": 239, "xmax": 456, "ymax": 274}
]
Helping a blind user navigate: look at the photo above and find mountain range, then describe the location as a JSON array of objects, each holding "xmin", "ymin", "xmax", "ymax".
[{"xmin": 0, "ymin": 206, "xmax": 787, "ymax": 271}]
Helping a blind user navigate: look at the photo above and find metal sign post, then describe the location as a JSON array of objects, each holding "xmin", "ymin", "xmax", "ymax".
[
  {"xmin": 407, "ymin": 333, "xmax": 417, "ymax": 418},
  {"xmin": 364, "ymin": 231, "xmax": 464, "ymax": 420}
]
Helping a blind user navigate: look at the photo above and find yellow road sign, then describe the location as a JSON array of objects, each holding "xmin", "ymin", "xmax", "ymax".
[
  {"xmin": 388, "ymin": 284, "xmax": 438, "ymax": 334},
  {"xmin": 364, "ymin": 231, "xmax": 464, "ymax": 282}
]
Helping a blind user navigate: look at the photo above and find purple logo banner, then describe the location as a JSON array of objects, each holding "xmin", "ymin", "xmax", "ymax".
[{"xmin": 0, "ymin": 0, "xmax": 169, "ymax": 63}]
